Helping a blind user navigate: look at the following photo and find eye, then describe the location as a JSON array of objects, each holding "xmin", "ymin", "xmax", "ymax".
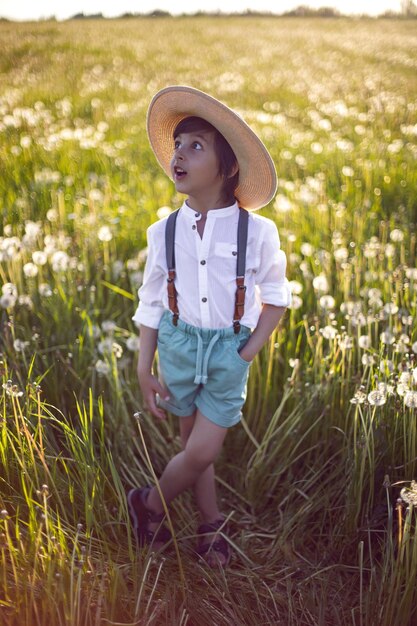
[
  {"xmin": 192, "ymin": 141, "xmax": 203, "ymax": 150},
  {"xmin": 174, "ymin": 139, "xmax": 181, "ymax": 149}
]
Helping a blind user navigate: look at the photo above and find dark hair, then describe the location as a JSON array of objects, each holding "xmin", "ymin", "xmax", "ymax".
[{"xmin": 173, "ymin": 116, "xmax": 239, "ymax": 205}]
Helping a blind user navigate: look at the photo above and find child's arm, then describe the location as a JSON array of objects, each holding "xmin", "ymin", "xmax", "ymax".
[
  {"xmin": 238, "ymin": 303, "xmax": 286, "ymax": 362},
  {"xmin": 137, "ymin": 324, "xmax": 170, "ymax": 420}
]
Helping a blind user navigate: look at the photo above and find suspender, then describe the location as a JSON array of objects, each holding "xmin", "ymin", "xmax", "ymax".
[
  {"xmin": 165, "ymin": 208, "xmax": 180, "ymax": 327},
  {"xmin": 165, "ymin": 207, "xmax": 248, "ymax": 333}
]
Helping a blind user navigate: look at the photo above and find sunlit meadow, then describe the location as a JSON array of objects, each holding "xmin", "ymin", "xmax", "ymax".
[{"xmin": 1, "ymin": 15, "xmax": 417, "ymax": 626}]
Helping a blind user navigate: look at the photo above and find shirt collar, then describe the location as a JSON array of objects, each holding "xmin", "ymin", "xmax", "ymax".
[{"xmin": 181, "ymin": 200, "xmax": 239, "ymax": 220}]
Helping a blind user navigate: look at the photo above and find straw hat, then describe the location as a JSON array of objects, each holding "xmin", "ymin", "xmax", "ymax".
[{"xmin": 146, "ymin": 85, "xmax": 277, "ymax": 211}]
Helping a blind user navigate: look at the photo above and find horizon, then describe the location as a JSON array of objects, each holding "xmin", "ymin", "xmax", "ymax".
[{"xmin": 0, "ymin": 1, "xmax": 405, "ymax": 21}]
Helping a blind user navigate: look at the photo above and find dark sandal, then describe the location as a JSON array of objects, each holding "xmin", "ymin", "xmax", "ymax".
[
  {"xmin": 195, "ymin": 518, "xmax": 231, "ymax": 567},
  {"xmin": 127, "ymin": 486, "xmax": 171, "ymax": 548}
]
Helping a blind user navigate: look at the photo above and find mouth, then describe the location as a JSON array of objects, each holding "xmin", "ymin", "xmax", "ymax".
[{"xmin": 173, "ymin": 166, "xmax": 187, "ymax": 180}]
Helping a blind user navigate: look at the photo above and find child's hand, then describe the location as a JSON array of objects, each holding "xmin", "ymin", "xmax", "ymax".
[{"xmin": 137, "ymin": 372, "xmax": 170, "ymax": 420}]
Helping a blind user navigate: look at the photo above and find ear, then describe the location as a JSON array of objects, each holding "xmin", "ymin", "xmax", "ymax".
[{"xmin": 227, "ymin": 162, "xmax": 239, "ymax": 178}]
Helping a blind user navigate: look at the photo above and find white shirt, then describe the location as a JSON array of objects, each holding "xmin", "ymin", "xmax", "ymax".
[{"xmin": 132, "ymin": 200, "xmax": 291, "ymax": 330}]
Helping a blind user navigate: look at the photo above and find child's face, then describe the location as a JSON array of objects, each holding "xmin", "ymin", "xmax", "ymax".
[{"xmin": 170, "ymin": 130, "xmax": 225, "ymax": 206}]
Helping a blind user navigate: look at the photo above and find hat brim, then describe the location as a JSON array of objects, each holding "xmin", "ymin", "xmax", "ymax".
[{"xmin": 146, "ymin": 85, "xmax": 277, "ymax": 211}]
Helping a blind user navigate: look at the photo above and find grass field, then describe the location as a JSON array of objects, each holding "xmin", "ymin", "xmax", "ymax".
[{"xmin": 1, "ymin": 15, "xmax": 417, "ymax": 626}]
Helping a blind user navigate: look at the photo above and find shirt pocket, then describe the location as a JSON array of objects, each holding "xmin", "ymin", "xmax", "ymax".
[
  {"xmin": 214, "ymin": 242, "xmax": 238, "ymax": 259},
  {"xmin": 214, "ymin": 242, "xmax": 256, "ymax": 277}
]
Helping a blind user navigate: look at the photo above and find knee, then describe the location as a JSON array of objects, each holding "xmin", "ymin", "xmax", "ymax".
[{"xmin": 184, "ymin": 441, "xmax": 216, "ymax": 473}]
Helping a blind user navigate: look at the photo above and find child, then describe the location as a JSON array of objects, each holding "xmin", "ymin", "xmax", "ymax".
[{"xmin": 129, "ymin": 85, "xmax": 291, "ymax": 567}]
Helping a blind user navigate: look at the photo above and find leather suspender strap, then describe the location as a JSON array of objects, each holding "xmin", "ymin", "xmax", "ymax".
[
  {"xmin": 165, "ymin": 206, "xmax": 248, "ymax": 331},
  {"xmin": 165, "ymin": 209, "xmax": 180, "ymax": 325},
  {"xmin": 233, "ymin": 207, "xmax": 249, "ymax": 333}
]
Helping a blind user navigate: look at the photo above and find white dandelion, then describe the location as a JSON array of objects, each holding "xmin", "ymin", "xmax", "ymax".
[
  {"xmin": 98, "ymin": 226, "xmax": 112, "ymax": 242},
  {"xmin": 320, "ymin": 325, "xmax": 338, "ymax": 340},
  {"xmin": 404, "ymin": 391, "xmax": 417, "ymax": 409},
  {"xmin": 126, "ymin": 336, "xmax": 140, "ymax": 352},
  {"xmin": 368, "ymin": 390, "xmax": 387, "ymax": 406},
  {"xmin": 95, "ymin": 360, "xmax": 111, "ymax": 376},
  {"xmin": 350, "ymin": 390, "xmax": 367, "ymax": 404}
]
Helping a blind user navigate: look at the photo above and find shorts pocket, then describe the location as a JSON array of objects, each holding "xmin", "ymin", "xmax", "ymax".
[
  {"xmin": 157, "ymin": 317, "xmax": 175, "ymax": 345},
  {"xmin": 230, "ymin": 336, "xmax": 253, "ymax": 367}
]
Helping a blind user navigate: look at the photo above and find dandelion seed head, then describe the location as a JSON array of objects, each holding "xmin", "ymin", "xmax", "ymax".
[
  {"xmin": 23, "ymin": 262, "xmax": 38, "ymax": 278},
  {"xmin": 24, "ymin": 221, "xmax": 42, "ymax": 239},
  {"xmin": 312, "ymin": 274, "xmax": 329, "ymax": 293},
  {"xmin": 390, "ymin": 228, "xmax": 404, "ymax": 242},
  {"xmin": 289, "ymin": 280, "xmax": 303, "ymax": 295},
  {"xmin": 397, "ymin": 383, "xmax": 410, "ymax": 397},
  {"xmin": 89, "ymin": 188, "xmax": 104, "ymax": 203},
  {"xmin": 112, "ymin": 260, "xmax": 123, "ymax": 279},
  {"xmin": 2, "ymin": 381, "xmax": 23, "ymax": 397},
  {"xmin": 156, "ymin": 206, "xmax": 172, "ymax": 219},
  {"xmin": 368, "ymin": 390, "xmax": 387, "ymax": 406},
  {"xmin": 13, "ymin": 339, "xmax": 30, "ymax": 353},
  {"xmin": 399, "ymin": 372, "xmax": 411, "ymax": 385},
  {"xmin": 126, "ymin": 258, "xmax": 140, "ymax": 272},
  {"xmin": 404, "ymin": 391, "xmax": 417, "ymax": 409},
  {"xmin": 400, "ymin": 481, "xmax": 417, "ymax": 506},
  {"xmin": 379, "ymin": 359, "xmax": 394, "ymax": 375},
  {"xmin": 320, "ymin": 325, "xmax": 338, "ymax": 340},
  {"xmin": 383, "ymin": 303, "xmax": 399, "ymax": 316},
  {"xmin": 350, "ymin": 390, "xmax": 366, "ymax": 404},
  {"xmin": 46, "ymin": 208, "xmax": 58, "ymax": 222},
  {"xmin": 381, "ymin": 330, "xmax": 395, "ymax": 345},
  {"xmin": 300, "ymin": 243, "xmax": 314, "ymax": 257},
  {"xmin": 358, "ymin": 335, "xmax": 371, "ymax": 349},
  {"xmin": 310, "ymin": 141, "xmax": 323, "ymax": 154},
  {"xmin": 101, "ymin": 320, "xmax": 116, "ymax": 334},
  {"xmin": 51, "ymin": 251, "xmax": 69, "ymax": 272},
  {"xmin": 334, "ymin": 247, "xmax": 349, "ymax": 262},
  {"xmin": 95, "ymin": 359, "xmax": 110, "ymax": 376},
  {"xmin": 385, "ymin": 243, "xmax": 395, "ymax": 258},
  {"xmin": 319, "ymin": 295, "xmax": 335, "ymax": 310},
  {"xmin": 98, "ymin": 226, "xmax": 112, "ymax": 242},
  {"xmin": 362, "ymin": 354, "xmax": 375, "ymax": 366},
  {"xmin": 126, "ymin": 336, "xmax": 140, "ymax": 351},
  {"xmin": 289, "ymin": 295, "xmax": 303, "ymax": 310},
  {"xmin": 405, "ymin": 268, "xmax": 417, "ymax": 281},
  {"xmin": 39, "ymin": 283, "xmax": 53, "ymax": 297},
  {"xmin": 339, "ymin": 334, "xmax": 354, "ymax": 350},
  {"xmin": 2, "ymin": 283, "xmax": 18, "ymax": 297},
  {"xmin": 0, "ymin": 293, "xmax": 17, "ymax": 309},
  {"xmin": 378, "ymin": 382, "xmax": 394, "ymax": 395},
  {"xmin": 340, "ymin": 301, "xmax": 362, "ymax": 316},
  {"xmin": 32, "ymin": 250, "xmax": 47, "ymax": 266}
]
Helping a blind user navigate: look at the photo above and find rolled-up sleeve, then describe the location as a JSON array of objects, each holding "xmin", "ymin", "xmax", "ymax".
[
  {"xmin": 132, "ymin": 224, "xmax": 166, "ymax": 329},
  {"xmin": 256, "ymin": 221, "xmax": 292, "ymax": 307}
]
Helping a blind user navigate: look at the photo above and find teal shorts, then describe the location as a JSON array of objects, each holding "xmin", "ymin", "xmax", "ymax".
[{"xmin": 156, "ymin": 310, "xmax": 253, "ymax": 428}]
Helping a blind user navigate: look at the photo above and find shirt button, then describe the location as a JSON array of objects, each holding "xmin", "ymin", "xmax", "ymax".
[
  {"xmin": 200, "ymin": 260, "xmax": 206, "ymax": 265},
  {"xmin": 202, "ymin": 297, "xmax": 207, "ymax": 303},
  {"xmin": 192, "ymin": 225, "xmax": 196, "ymax": 230},
  {"xmin": 195, "ymin": 212, "xmax": 199, "ymax": 217},
  {"xmin": 232, "ymin": 251, "xmax": 237, "ymax": 256}
]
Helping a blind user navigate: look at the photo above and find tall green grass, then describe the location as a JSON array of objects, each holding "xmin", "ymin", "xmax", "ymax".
[{"xmin": 1, "ymin": 16, "xmax": 417, "ymax": 625}]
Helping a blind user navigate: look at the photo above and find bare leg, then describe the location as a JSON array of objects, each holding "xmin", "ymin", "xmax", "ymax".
[
  {"xmin": 179, "ymin": 413, "xmax": 221, "ymax": 524},
  {"xmin": 146, "ymin": 409, "xmax": 227, "ymax": 514}
]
